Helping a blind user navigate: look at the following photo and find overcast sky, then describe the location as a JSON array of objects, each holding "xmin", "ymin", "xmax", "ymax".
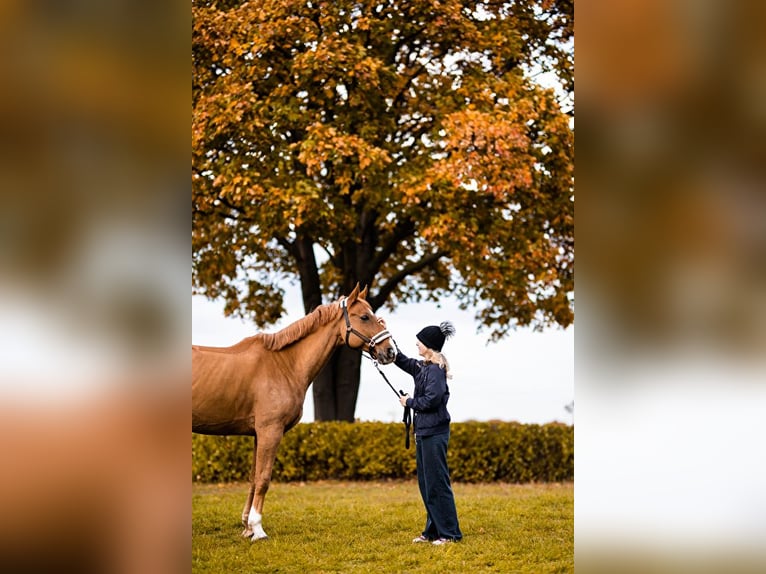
[{"xmin": 192, "ymin": 289, "xmax": 574, "ymax": 425}]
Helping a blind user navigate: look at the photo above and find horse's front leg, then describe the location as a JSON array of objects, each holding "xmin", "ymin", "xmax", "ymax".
[
  {"xmin": 247, "ymin": 426, "xmax": 284, "ymax": 541},
  {"xmin": 241, "ymin": 436, "xmax": 257, "ymax": 538}
]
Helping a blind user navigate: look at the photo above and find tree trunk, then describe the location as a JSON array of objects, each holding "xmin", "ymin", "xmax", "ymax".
[
  {"xmin": 312, "ymin": 354, "xmax": 337, "ymax": 421},
  {"xmin": 302, "ymin": 218, "xmax": 377, "ymax": 421},
  {"xmin": 312, "ymin": 347, "xmax": 362, "ymax": 421},
  {"xmin": 335, "ymin": 346, "xmax": 362, "ymax": 421}
]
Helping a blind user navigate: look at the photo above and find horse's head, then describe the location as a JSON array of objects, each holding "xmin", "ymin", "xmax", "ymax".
[{"xmin": 338, "ymin": 284, "xmax": 397, "ymax": 364}]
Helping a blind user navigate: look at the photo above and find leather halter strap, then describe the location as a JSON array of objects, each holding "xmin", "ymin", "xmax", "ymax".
[{"xmin": 340, "ymin": 297, "xmax": 392, "ymax": 353}]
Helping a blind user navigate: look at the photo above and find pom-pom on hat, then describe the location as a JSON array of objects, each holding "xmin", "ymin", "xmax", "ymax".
[{"xmin": 416, "ymin": 321, "xmax": 456, "ymax": 352}]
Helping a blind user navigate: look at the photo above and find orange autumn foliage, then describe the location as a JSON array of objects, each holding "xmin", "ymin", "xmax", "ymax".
[{"xmin": 192, "ymin": 0, "xmax": 573, "ymax": 417}]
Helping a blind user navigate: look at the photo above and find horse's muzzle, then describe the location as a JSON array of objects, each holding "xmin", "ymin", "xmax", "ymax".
[
  {"xmin": 369, "ymin": 329, "xmax": 395, "ymax": 364},
  {"xmin": 374, "ymin": 345, "xmax": 397, "ymax": 364}
]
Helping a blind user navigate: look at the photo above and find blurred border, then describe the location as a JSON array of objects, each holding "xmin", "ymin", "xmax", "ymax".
[
  {"xmin": 0, "ymin": 2, "xmax": 189, "ymax": 573},
  {"xmin": 577, "ymin": 0, "xmax": 766, "ymax": 572}
]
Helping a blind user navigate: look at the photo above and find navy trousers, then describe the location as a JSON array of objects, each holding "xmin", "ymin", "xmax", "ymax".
[{"xmin": 415, "ymin": 431, "xmax": 463, "ymax": 541}]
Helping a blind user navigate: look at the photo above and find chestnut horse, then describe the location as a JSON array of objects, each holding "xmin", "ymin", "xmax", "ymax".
[{"xmin": 192, "ymin": 284, "xmax": 396, "ymax": 540}]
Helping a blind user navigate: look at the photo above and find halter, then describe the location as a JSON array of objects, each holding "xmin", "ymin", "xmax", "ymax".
[{"xmin": 340, "ymin": 297, "xmax": 392, "ymax": 356}]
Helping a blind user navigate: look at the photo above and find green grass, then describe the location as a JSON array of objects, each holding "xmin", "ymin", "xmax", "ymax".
[{"xmin": 193, "ymin": 480, "xmax": 573, "ymax": 573}]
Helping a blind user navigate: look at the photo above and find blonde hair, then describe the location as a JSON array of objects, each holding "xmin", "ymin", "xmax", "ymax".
[{"xmin": 422, "ymin": 348, "xmax": 453, "ymax": 380}]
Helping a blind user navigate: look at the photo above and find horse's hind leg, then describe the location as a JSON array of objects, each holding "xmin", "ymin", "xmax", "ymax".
[{"xmin": 241, "ymin": 436, "xmax": 257, "ymax": 538}]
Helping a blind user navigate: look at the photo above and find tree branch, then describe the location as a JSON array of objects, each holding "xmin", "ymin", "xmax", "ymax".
[
  {"xmin": 276, "ymin": 236, "xmax": 296, "ymax": 258},
  {"xmin": 386, "ymin": 26, "xmax": 428, "ymax": 66},
  {"xmin": 371, "ymin": 249, "xmax": 448, "ymax": 308},
  {"xmin": 391, "ymin": 62, "xmax": 428, "ymax": 109},
  {"xmin": 371, "ymin": 217, "xmax": 416, "ymax": 272}
]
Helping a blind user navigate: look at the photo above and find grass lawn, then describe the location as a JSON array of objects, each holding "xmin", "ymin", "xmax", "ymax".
[{"xmin": 193, "ymin": 480, "xmax": 573, "ymax": 573}]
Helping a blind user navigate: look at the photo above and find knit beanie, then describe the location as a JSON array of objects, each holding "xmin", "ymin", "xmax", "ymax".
[{"xmin": 416, "ymin": 321, "xmax": 456, "ymax": 352}]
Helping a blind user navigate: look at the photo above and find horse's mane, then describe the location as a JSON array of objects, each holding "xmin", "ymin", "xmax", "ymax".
[
  {"xmin": 255, "ymin": 301, "xmax": 343, "ymax": 351},
  {"xmin": 193, "ymin": 295, "xmax": 369, "ymax": 354}
]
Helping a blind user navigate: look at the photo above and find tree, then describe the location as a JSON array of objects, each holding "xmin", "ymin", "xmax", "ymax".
[{"xmin": 192, "ymin": 0, "xmax": 574, "ymax": 421}]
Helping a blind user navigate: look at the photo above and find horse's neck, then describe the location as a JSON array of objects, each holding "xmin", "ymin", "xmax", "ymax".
[{"xmin": 281, "ymin": 321, "xmax": 342, "ymax": 389}]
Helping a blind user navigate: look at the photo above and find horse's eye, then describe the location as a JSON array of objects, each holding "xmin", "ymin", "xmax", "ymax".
[{"xmin": 360, "ymin": 314, "xmax": 369, "ymax": 321}]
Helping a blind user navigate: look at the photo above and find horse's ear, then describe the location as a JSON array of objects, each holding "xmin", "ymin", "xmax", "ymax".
[
  {"xmin": 360, "ymin": 285, "xmax": 368, "ymax": 300},
  {"xmin": 347, "ymin": 283, "xmax": 360, "ymax": 303}
]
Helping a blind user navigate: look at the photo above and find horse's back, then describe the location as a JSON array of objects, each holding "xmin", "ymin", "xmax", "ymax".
[{"xmin": 192, "ymin": 335, "xmax": 260, "ymax": 354}]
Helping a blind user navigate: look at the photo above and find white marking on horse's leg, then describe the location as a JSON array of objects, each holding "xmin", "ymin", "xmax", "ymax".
[
  {"xmin": 248, "ymin": 506, "xmax": 268, "ymax": 541},
  {"xmin": 241, "ymin": 437, "xmax": 258, "ymax": 537},
  {"xmin": 241, "ymin": 483, "xmax": 256, "ymax": 537}
]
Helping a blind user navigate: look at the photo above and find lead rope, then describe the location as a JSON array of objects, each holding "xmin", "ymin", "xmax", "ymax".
[{"xmin": 370, "ymin": 358, "xmax": 411, "ymax": 449}]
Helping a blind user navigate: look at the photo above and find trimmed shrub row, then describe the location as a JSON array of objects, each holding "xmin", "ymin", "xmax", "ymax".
[{"xmin": 192, "ymin": 421, "xmax": 573, "ymax": 483}]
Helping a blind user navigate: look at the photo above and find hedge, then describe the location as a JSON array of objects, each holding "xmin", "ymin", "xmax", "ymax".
[{"xmin": 192, "ymin": 421, "xmax": 573, "ymax": 483}]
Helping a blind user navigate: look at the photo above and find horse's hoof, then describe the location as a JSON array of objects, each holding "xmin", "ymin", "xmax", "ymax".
[
  {"xmin": 241, "ymin": 529, "xmax": 253, "ymax": 538},
  {"xmin": 250, "ymin": 533, "xmax": 268, "ymax": 542}
]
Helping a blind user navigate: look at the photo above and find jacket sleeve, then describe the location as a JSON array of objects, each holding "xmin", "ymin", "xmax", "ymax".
[
  {"xmin": 393, "ymin": 350, "xmax": 420, "ymax": 377},
  {"xmin": 407, "ymin": 364, "xmax": 446, "ymax": 412}
]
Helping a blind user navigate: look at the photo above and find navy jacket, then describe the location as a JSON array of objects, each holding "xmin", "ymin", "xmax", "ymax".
[{"xmin": 395, "ymin": 351, "xmax": 451, "ymax": 436}]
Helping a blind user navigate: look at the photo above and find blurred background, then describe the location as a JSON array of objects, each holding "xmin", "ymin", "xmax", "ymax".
[
  {"xmin": 0, "ymin": 1, "xmax": 188, "ymax": 573},
  {"xmin": 577, "ymin": 0, "xmax": 766, "ymax": 571}
]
